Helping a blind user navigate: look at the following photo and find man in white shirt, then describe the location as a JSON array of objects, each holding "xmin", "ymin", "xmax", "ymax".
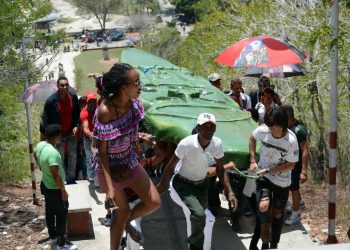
[
  {"xmin": 249, "ymin": 106, "xmax": 299, "ymax": 249},
  {"xmin": 157, "ymin": 113, "xmax": 237, "ymax": 250}
]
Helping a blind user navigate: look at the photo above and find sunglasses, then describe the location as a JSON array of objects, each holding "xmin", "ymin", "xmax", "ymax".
[{"xmin": 131, "ymin": 79, "xmax": 141, "ymax": 86}]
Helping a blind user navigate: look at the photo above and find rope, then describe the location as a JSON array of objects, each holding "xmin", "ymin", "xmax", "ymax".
[{"xmin": 226, "ymin": 166, "xmax": 262, "ymax": 180}]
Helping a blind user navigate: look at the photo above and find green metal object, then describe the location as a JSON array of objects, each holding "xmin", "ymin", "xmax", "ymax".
[{"xmin": 120, "ymin": 48, "xmax": 258, "ymax": 170}]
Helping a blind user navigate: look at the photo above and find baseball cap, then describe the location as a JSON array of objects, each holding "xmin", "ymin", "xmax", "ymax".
[
  {"xmin": 207, "ymin": 73, "xmax": 221, "ymax": 82},
  {"xmin": 85, "ymin": 91, "xmax": 97, "ymax": 102},
  {"xmin": 197, "ymin": 113, "xmax": 216, "ymax": 125}
]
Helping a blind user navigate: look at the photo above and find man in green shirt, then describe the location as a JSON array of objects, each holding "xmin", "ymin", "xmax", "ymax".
[{"xmin": 34, "ymin": 124, "xmax": 77, "ymax": 250}]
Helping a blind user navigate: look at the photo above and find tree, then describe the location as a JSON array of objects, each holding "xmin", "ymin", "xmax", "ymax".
[
  {"xmin": 73, "ymin": 0, "xmax": 122, "ymax": 31},
  {"xmin": 168, "ymin": 0, "xmax": 350, "ymax": 183},
  {"xmin": 0, "ymin": 0, "xmax": 53, "ymax": 85},
  {"xmin": 0, "ymin": 0, "xmax": 54, "ymax": 182}
]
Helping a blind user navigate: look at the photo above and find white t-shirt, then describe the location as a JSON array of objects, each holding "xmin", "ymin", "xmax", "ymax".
[
  {"xmin": 175, "ymin": 134, "xmax": 224, "ymax": 181},
  {"xmin": 256, "ymin": 102, "xmax": 278, "ymax": 125},
  {"xmin": 253, "ymin": 124, "xmax": 299, "ymax": 187}
]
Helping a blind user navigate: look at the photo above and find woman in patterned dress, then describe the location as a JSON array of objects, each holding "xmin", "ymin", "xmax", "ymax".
[{"xmin": 93, "ymin": 63, "xmax": 160, "ymax": 250}]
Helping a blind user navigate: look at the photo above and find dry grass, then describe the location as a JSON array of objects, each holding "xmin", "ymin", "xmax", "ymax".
[{"xmin": 300, "ymin": 181, "xmax": 350, "ymax": 243}]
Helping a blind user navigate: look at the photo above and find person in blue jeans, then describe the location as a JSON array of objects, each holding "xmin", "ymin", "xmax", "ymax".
[
  {"xmin": 40, "ymin": 77, "xmax": 80, "ymax": 183},
  {"xmin": 34, "ymin": 124, "xmax": 77, "ymax": 250},
  {"xmin": 80, "ymin": 91, "xmax": 99, "ymax": 186}
]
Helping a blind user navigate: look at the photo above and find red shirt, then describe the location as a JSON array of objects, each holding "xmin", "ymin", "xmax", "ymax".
[
  {"xmin": 58, "ymin": 94, "xmax": 73, "ymax": 137},
  {"xmin": 80, "ymin": 107, "xmax": 94, "ymax": 139}
]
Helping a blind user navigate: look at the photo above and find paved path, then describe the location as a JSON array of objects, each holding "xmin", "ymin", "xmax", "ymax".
[{"xmin": 70, "ymin": 178, "xmax": 316, "ymax": 250}]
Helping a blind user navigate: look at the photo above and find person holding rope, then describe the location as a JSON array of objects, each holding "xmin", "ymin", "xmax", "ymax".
[
  {"xmin": 249, "ymin": 106, "xmax": 299, "ymax": 249},
  {"xmin": 93, "ymin": 63, "xmax": 160, "ymax": 250},
  {"xmin": 157, "ymin": 113, "xmax": 237, "ymax": 250}
]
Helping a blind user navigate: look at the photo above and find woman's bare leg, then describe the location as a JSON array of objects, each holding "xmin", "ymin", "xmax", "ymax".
[
  {"xmin": 110, "ymin": 190, "xmax": 130, "ymax": 250},
  {"xmin": 127, "ymin": 174, "xmax": 160, "ymax": 222}
]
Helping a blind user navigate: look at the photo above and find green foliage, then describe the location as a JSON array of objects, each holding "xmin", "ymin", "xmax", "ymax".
[
  {"xmin": 193, "ymin": 0, "xmax": 220, "ymax": 21},
  {"xmin": 0, "ymin": 84, "xmax": 41, "ymax": 183},
  {"xmin": 170, "ymin": 0, "xmax": 350, "ymax": 183},
  {"xmin": 141, "ymin": 27, "xmax": 182, "ymax": 60}
]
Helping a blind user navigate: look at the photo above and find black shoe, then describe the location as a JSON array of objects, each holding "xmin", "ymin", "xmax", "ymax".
[
  {"xmin": 261, "ymin": 243, "xmax": 269, "ymax": 249},
  {"xmin": 270, "ymin": 243, "xmax": 278, "ymax": 249},
  {"xmin": 249, "ymin": 245, "xmax": 259, "ymax": 250}
]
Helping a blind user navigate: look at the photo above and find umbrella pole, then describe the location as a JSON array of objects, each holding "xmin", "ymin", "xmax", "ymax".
[
  {"xmin": 327, "ymin": 0, "xmax": 339, "ymax": 244},
  {"xmin": 22, "ymin": 38, "xmax": 39, "ymax": 206}
]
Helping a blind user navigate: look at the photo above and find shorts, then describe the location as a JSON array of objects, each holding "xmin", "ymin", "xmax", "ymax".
[
  {"xmin": 97, "ymin": 163, "xmax": 147, "ymax": 193},
  {"xmin": 290, "ymin": 165, "xmax": 302, "ymax": 191}
]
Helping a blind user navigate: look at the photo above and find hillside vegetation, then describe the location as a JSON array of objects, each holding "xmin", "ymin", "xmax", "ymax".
[{"xmin": 146, "ymin": 0, "xmax": 350, "ymax": 184}]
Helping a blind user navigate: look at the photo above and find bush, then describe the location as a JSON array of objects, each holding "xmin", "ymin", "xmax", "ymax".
[{"xmin": 0, "ymin": 84, "xmax": 42, "ymax": 183}]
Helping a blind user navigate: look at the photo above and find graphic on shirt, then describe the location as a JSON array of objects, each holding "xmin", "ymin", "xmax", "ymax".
[{"xmin": 203, "ymin": 152, "xmax": 216, "ymax": 167}]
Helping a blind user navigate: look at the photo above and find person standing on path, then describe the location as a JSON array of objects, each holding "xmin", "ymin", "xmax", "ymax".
[
  {"xmin": 40, "ymin": 76, "xmax": 80, "ymax": 184},
  {"xmin": 157, "ymin": 113, "xmax": 238, "ymax": 250},
  {"xmin": 249, "ymin": 106, "xmax": 299, "ymax": 249},
  {"xmin": 282, "ymin": 104, "xmax": 309, "ymax": 225},
  {"xmin": 34, "ymin": 124, "xmax": 77, "ymax": 250},
  {"xmin": 93, "ymin": 63, "xmax": 160, "ymax": 250},
  {"xmin": 80, "ymin": 91, "xmax": 99, "ymax": 186}
]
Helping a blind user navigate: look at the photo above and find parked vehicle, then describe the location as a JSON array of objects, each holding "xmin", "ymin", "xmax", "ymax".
[{"xmin": 107, "ymin": 29, "xmax": 124, "ymax": 41}]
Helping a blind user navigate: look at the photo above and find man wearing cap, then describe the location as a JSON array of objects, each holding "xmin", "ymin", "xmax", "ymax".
[
  {"xmin": 157, "ymin": 113, "xmax": 237, "ymax": 250},
  {"xmin": 207, "ymin": 73, "xmax": 222, "ymax": 90},
  {"xmin": 40, "ymin": 76, "xmax": 80, "ymax": 184},
  {"xmin": 80, "ymin": 91, "xmax": 98, "ymax": 185}
]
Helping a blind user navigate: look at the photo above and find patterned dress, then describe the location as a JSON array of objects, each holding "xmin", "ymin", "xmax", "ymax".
[{"xmin": 93, "ymin": 97, "xmax": 144, "ymax": 172}]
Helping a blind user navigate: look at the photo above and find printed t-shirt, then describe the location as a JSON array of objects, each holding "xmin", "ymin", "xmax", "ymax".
[{"xmin": 253, "ymin": 124, "xmax": 299, "ymax": 187}]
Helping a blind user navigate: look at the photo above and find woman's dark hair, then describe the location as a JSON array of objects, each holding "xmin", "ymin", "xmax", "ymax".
[
  {"xmin": 101, "ymin": 63, "xmax": 134, "ymax": 99},
  {"xmin": 281, "ymin": 104, "xmax": 295, "ymax": 119},
  {"xmin": 95, "ymin": 75, "xmax": 103, "ymax": 92},
  {"xmin": 263, "ymin": 86, "xmax": 275, "ymax": 97},
  {"xmin": 45, "ymin": 124, "xmax": 61, "ymax": 140},
  {"xmin": 264, "ymin": 106, "xmax": 288, "ymax": 131}
]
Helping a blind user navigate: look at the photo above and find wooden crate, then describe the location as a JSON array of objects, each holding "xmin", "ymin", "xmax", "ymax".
[{"xmin": 67, "ymin": 211, "xmax": 90, "ymax": 237}]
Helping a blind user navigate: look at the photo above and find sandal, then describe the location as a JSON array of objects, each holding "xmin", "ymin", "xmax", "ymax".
[{"xmin": 125, "ymin": 222, "xmax": 144, "ymax": 244}]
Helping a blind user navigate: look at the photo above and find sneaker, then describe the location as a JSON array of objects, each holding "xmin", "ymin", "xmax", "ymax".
[
  {"xmin": 285, "ymin": 212, "xmax": 301, "ymax": 225},
  {"xmin": 286, "ymin": 200, "xmax": 305, "ymax": 213},
  {"xmin": 104, "ymin": 214, "xmax": 112, "ymax": 227},
  {"xmin": 285, "ymin": 201, "xmax": 292, "ymax": 213},
  {"xmin": 57, "ymin": 241, "xmax": 78, "ymax": 250}
]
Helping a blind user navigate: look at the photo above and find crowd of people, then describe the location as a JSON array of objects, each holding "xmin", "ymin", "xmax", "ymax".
[{"xmin": 34, "ymin": 64, "xmax": 309, "ymax": 250}]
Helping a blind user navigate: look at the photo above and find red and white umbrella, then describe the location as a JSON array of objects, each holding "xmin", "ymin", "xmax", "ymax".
[{"xmin": 214, "ymin": 35, "xmax": 305, "ymax": 68}]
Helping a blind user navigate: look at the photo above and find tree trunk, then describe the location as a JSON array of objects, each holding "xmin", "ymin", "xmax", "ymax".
[{"xmin": 309, "ymin": 79, "xmax": 327, "ymax": 182}]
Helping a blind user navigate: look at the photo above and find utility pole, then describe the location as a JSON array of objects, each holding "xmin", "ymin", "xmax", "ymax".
[
  {"xmin": 22, "ymin": 37, "xmax": 39, "ymax": 205},
  {"xmin": 327, "ymin": 0, "xmax": 339, "ymax": 244}
]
